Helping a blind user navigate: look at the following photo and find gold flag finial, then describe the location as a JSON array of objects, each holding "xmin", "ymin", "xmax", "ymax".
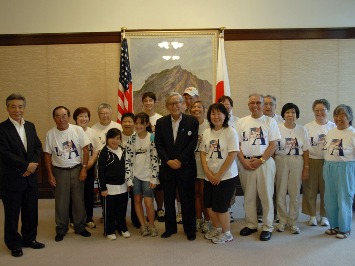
[
  {"xmin": 121, "ymin": 27, "xmax": 127, "ymax": 39},
  {"xmin": 219, "ymin": 27, "xmax": 226, "ymax": 38}
]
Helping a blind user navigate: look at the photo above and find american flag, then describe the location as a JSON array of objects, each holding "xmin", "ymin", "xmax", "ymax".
[{"xmin": 118, "ymin": 38, "xmax": 133, "ymax": 123}]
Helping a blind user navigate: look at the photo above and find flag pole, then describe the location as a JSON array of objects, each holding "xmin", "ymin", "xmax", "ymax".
[{"xmin": 121, "ymin": 27, "xmax": 127, "ymax": 40}]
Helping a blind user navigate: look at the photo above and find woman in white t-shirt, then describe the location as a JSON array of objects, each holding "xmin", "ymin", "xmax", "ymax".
[
  {"xmin": 302, "ymin": 99, "xmax": 336, "ymax": 227},
  {"xmin": 274, "ymin": 103, "xmax": 310, "ymax": 235},
  {"xmin": 200, "ymin": 103, "xmax": 239, "ymax": 244},
  {"xmin": 323, "ymin": 104, "xmax": 355, "ymax": 239},
  {"xmin": 125, "ymin": 112, "xmax": 159, "ymax": 237},
  {"xmin": 191, "ymin": 101, "xmax": 210, "ymax": 233}
]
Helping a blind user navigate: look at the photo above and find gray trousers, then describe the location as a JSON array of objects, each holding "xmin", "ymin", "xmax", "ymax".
[{"xmin": 53, "ymin": 166, "xmax": 86, "ymax": 234}]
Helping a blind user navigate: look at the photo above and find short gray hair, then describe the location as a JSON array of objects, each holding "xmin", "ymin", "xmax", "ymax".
[
  {"xmin": 165, "ymin": 92, "xmax": 183, "ymax": 106},
  {"xmin": 312, "ymin": 99, "xmax": 330, "ymax": 111},
  {"xmin": 97, "ymin": 103, "xmax": 112, "ymax": 114},
  {"xmin": 333, "ymin": 104, "xmax": 353, "ymax": 125},
  {"xmin": 264, "ymin": 94, "xmax": 277, "ymax": 103},
  {"xmin": 6, "ymin": 93, "xmax": 26, "ymax": 107},
  {"xmin": 248, "ymin": 93, "xmax": 264, "ymax": 102}
]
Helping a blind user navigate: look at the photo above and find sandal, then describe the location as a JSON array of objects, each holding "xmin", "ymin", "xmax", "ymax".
[
  {"xmin": 336, "ymin": 231, "xmax": 350, "ymax": 239},
  {"xmin": 325, "ymin": 228, "xmax": 339, "ymax": 235}
]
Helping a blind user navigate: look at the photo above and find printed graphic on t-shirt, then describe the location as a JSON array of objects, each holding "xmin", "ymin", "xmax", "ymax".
[
  {"xmin": 242, "ymin": 127, "xmax": 266, "ymax": 145},
  {"xmin": 310, "ymin": 134, "xmax": 326, "ymax": 150},
  {"xmin": 329, "ymin": 139, "xmax": 344, "ymax": 156},
  {"xmin": 89, "ymin": 143, "xmax": 94, "ymax": 156},
  {"xmin": 285, "ymin": 137, "xmax": 300, "ymax": 155},
  {"xmin": 208, "ymin": 139, "xmax": 223, "ymax": 159},
  {"xmin": 55, "ymin": 140, "xmax": 80, "ymax": 159},
  {"xmin": 135, "ymin": 147, "xmax": 147, "ymax": 155},
  {"xmin": 195, "ymin": 134, "xmax": 203, "ymax": 153}
]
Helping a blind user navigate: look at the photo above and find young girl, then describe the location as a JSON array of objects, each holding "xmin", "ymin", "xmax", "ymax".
[
  {"xmin": 97, "ymin": 128, "xmax": 130, "ymax": 240},
  {"xmin": 191, "ymin": 101, "xmax": 211, "ymax": 233},
  {"xmin": 125, "ymin": 112, "xmax": 159, "ymax": 237},
  {"xmin": 201, "ymin": 103, "xmax": 239, "ymax": 244}
]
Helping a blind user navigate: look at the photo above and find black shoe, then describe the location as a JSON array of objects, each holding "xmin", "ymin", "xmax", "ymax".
[
  {"xmin": 75, "ymin": 229, "xmax": 91, "ymax": 237},
  {"xmin": 55, "ymin": 233, "xmax": 65, "ymax": 242},
  {"xmin": 11, "ymin": 248, "xmax": 23, "ymax": 257},
  {"xmin": 260, "ymin": 231, "xmax": 272, "ymax": 241},
  {"xmin": 23, "ymin": 240, "xmax": 45, "ymax": 249},
  {"xmin": 161, "ymin": 231, "xmax": 176, "ymax": 238},
  {"xmin": 187, "ymin": 233, "xmax": 196, "ymax": 241},
  {"xmin": 240, "ymin": 227, "xmax": 258, "ymax": 236}
]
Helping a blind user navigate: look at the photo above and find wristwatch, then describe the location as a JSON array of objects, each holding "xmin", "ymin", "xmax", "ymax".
[{"xmin": 260, "ymin": 157, "xmax": 266, "ymax": 164}]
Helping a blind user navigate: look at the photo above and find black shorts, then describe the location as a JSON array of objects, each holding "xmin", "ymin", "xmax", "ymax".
[{"xmin": 203, "ymin": 177, "xmax": 237, "ymax": 213}]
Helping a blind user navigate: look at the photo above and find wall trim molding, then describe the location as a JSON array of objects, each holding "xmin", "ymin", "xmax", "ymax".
[{"xmin": 1, "ymin": 28, "xmax": 355, "ymax": 46}]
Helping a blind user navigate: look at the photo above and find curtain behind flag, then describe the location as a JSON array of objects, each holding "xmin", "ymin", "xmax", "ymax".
[
  {"xmin": 215, "ymin": 31, "xmax": 231, "ymax": 102},
  {"xmin": 118, "ymin": 38, "xmax": 133, "ymax": 123}
]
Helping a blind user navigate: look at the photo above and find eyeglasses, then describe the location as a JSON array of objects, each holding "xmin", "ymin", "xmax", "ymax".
[
  {"xmin": 264, "ymin": 102, "xmax": 274, "ymax": 107},
  {"xmin": 248, "ymin": 101, "xmax": 262, "ymax": 106},
  {"xmin": 168, "ymin": 101, "xmax": 181, "ymax": 107},
  {"xmin": 314, "ymin": 109, "xmax": 327, "ymax": 113}
]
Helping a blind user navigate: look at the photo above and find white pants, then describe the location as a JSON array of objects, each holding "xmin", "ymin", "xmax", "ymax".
[
  {"xmin": 238, "ymin": 158, "xmax": 276, "ymax": 232},
  {"xmin": 275, "ymin": 155, "xmax": 303, "ymax": 226}
]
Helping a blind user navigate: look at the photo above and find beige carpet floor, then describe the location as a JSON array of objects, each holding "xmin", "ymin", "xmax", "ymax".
[{"xmin": 0, "ymin": 196, "xmax": 354, "ymax": 266}]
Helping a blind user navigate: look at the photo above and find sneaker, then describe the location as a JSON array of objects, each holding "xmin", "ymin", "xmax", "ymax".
[
  {"xmin": 276, "ymin": 223, "xmax": 286, "ymax": 232},
  {"xmin": 258, "ymin": 215, "xmax": 263, "ymax": 223},
  {"xmin": 149, "ymin": 225, "xmax": 158, "ymax": 237},
  {"xmin": 308, "ymin": 216, "xmax": 317, "ymax": 226},
  {"xmin": 140, "ymin": 225, "xmax": 150, "ymax": 237},
  {"xmin": 204, "ymin": 227, "xmax": 221, "ymax": 240},
  {"xmin": 289, "ymin": 225, "xmax": 300, "ymax": 234},
  {"xmin": 106, "ymin": 234, "xmax": 116, "ymax": 240},
  {"xmin": 156, "ymin": 209, "xmax": 165, "ymax": 222},
  {"xmin": 212, "ymin": 232, "xmax": 233, "ymax": 244},
  {"xmin": 69, "ymin": 223, "xmax": 74, "ymax": 228},
  {"xmin": 320, "ymin": 217, "xmax": 330, "ymax": 227},
  {"xmin": 196, "ymin": 219, "xmax": 203, "ymax": 232},
  {"xmin": 176, "ymin": 212, "xmax": 183, "ymax": 224},
  {"xmin": 121, "ymin": 231, "xmax": 131, "ymax": 238},
  {"xmin": 86, "ymin": 222, "xmax": 96, "ymax": 229},
  {"xmin": 201, "ymin": 220, "xmax": 211, "ymax": 234}
]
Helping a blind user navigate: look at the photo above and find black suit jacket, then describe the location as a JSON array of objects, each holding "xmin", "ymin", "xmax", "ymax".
[
  {"xmin": 155, "ymin": 113, "xmax": 198, "ymax": 177},
  {"xmin": 0, "ymin": 118, "xmax": 42, "ymax": 191}
]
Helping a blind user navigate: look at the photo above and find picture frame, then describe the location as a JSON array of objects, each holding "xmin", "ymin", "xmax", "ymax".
[{"xmin": 126, "ymin": 30, "xmax": 219, "ymax": 115}]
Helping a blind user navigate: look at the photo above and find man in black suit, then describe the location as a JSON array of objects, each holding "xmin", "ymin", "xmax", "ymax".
[
  {"xmin": 0, "ymin": 93, "xmax": 44, "ymax": 257},
  {"xmin": 155, "ymin": 92, "xmax": 199, "ymax": 241}
]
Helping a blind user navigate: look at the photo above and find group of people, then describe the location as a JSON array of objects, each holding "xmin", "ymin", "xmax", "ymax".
[{"xmin": 0, "ymin": 89, "xmax": 354, "ymax": 257}]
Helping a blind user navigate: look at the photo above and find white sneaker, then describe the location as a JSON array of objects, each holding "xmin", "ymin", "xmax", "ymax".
[
  {"xmin": 276, "ymin": 223, "xmax": 286, "ymax": 232},
  {"xmin": 320, "ymin": 217, "xmax": 330, "ymax": 227},
  {"xmin": 149, "ymin": 224, "xmax": 158, "ymax": 237},
  {"xmin": 121, "ymin": 231, "xmax": 131, "ymax": 238},
  {"xmin": 196, "ymin": 219, "xmax": 203, "ymax": 232},
  {"xmin": 201, "ymin": 220, "xmax": 211, "ymax": 234},
  {"xmin": 69, "ymin": 223, "xmax": 74, "ymax": 229},
  {"xmin": 204, "ymin": 227, "xmax": 221, "ymax": 240},
  {"xmin": 86, "ymin": 222, "xmax": 96, "ymax": 229},
  {"xmin": 289, "ymin": 225, "xmax": 300, "ymax": 234},
  {"xmin": 308, "ymin": 216, "xmax": 318, "ymax": 226},
  {"xmin": 212, "ymin": 232, "xmax": 233, "ymax": 244},
  {"xmin": 140, "ymin": 225, "xmax": 150, "ymax": 237},
  {"xmin": 106, "ymin": 234, "xmax": 116, "ymax": 240},
  {"xmin": 176, "ymin": 212, "xmax": 183, "ymax": 224}
]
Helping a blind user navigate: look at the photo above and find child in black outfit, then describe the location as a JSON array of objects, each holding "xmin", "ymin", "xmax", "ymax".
[{"xmin": 97, "ymin": 128, "xmax": 130, "ymax": 240}]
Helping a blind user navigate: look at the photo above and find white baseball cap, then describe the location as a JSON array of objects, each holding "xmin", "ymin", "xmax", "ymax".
[{"xmin": 183, "ymin": 87, "xmax": 199, "ymax": 97}]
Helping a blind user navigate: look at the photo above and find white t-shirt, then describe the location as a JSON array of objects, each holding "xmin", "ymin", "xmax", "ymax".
[
  {"xmin": 275, "ymin": 123, "xmax": 311, "ymax": 156},
  {"xmin": 228, "ymin": 115, "xmax": 239, "ymax": 130},
  {"xmin": 133, "ymin": 133, "xmax": 153, "ymax": 181},
  {"xmin": 149, "ymin": 113, "xmax": 163, "ymax": 133},
  {"xmin": 84, "ymin": 127, "xmax": 101, "ymax": 157},
  {"xmin": 324, "ymin": 126, "xmax": 355, "ymax": 162},
  {"xmin": 237, "ymin": 115, "xmax": 281, "ymax": 157},
  {"xmin": 273, "ymin": 114, "xmax": 284, "ymax": 124},
  {"xmin": 121, "ymin": 132, "xmax": 133, "ymax": 148},
  {"xmin": 92, "ymin": 121, "xmax": 122, "ymax": 150},
  {"xmin": 44, "ymin": 124, "xmax": 90, "ymax": 167},
  {"xmin": 201, "ymin": 126, "xmax": 239, "ymax": 181},
  {"xmin": 304, "ymin": 120, "xmax": 336, "ymax": 159},
  {"xmin": 195, "ymin": 119, "xmax": 210, "ymax": 179}
]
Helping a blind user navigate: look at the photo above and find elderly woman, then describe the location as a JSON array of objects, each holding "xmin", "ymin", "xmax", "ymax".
[
  {"xmin": 70, "ymin": 107, "xmax": 101, "ymax": 228},
  {"xmin": 303, "ymin": 99, "xmax": 335, "ymax": 226},
  {"xmin": 275, "ymin": 103, "xmax": 310, "ymax": 234},
  {"xmin": 323, "ymin": 104, "xmax": 355, "ymax": 239}
]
